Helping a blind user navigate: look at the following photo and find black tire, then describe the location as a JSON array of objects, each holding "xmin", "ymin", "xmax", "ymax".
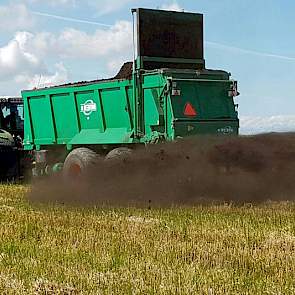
[
  {"xmin": 0, "ymin": 147, "xmax": 18, "ymax": 181},
  {"xmin": 63, "ymin": 148, "xmax": 98, "ymax": 179},
  {"xmin": 105, "ymin": 147, "xmax": 132, "ymax": 161}
]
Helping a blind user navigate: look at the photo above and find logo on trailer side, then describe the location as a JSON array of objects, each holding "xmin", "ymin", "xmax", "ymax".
[{"xmin": 80, "ymin": 100, "xmax": 97, "ymax": 117}]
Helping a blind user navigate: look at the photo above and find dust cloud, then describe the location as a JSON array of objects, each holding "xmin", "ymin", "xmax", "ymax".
[{"xmin": 28, "ymin": 133, "xmax": 295, "ymax": 207}]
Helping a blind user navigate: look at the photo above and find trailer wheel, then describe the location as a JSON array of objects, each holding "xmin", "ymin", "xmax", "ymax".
[
  {"xmin": 105, "ymin": 147, "xmax": 132, "ymax": 161},
  {"xmin": 63, "ymin": 148, "xmax": 98, "ymax": 179}
]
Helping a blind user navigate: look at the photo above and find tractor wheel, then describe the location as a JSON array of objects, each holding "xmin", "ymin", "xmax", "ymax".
[
  {"xmin": 105, "ymin": 147, "xmax": 132, "ymax": 161},
  {"xmin": 63, "ymin": 148, "xmax": 98, "ymax": 180}
]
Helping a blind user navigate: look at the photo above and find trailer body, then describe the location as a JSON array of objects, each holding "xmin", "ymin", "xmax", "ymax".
[
  {"xmin": 23, "ymin": 69, "xmax": 238, "ymax": 150},
  {"xmin": 21, "ymin": 8, "xmax": 239, "ymax": 176}
]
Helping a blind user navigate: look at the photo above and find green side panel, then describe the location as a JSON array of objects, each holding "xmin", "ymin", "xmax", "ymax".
[
  {"xmin": 23, "ymin": 80, "xmax": 136, "ymax": 148},
  {"xmin": 23, "ymin": 94, "xmax": 33, "ymax": 149},
  {"xmin": 144, "ymin": 88, "xmax": 160, "ymax": 137},
  {"xmin": 51, "ymin": 93, "xmax": 79, "ymax": 144},
  {"xmin": 29, "ymin": 95, "xmax": 55, "ymax": 145},
  {"xmin": 126, "ymin": 87, "xmax": 134, "ymax": 122},
  {"xmin": 141, "ymin": 73, "xmax": 167, "ymax": 141},
  {"xmin": 69, "ymin": 129, "xmax": 133, "ymax": 145},
  {"xmin": 101, "ymin": 88, "xmax": 132, "ymax": 130}
]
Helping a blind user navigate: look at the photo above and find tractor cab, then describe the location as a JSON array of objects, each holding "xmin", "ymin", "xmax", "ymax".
[
  {"xmin": 0, "ymin": 97, "xmax": 24, "ymax": 180},
  {"xmin": 0, "ymin": 97, "xmax": 24, "ymax": 139}
]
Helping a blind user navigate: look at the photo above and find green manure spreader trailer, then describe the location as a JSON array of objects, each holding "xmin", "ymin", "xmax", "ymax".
[{"xmin": 22, "ymin": 8, "xmax": 239, "ymax": 178}]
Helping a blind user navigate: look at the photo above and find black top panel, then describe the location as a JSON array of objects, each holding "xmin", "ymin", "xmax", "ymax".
[{"xmin": 136, "ymin": 8, "xmax": 204, "ymax": 68}]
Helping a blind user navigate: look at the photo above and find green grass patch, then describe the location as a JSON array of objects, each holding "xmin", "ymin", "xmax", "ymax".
[{"xmin": 0, "ymin": 185, "xmax": 294, "ymax": 294}]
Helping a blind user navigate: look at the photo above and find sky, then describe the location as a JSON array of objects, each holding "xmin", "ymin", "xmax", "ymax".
[{"xmin": 0, "ymin": 0, "xmax": 295, "ymax": 134}]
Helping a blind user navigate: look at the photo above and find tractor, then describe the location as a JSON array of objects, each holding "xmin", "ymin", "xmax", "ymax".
[{"xmin": 0, "ymin": 97, "xmax": 24, "ymax": 180}]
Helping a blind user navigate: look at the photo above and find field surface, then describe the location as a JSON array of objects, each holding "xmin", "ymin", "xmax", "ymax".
[{"xmin": 0, "ymin": 185, "xmax": 294, "ymax": 294}]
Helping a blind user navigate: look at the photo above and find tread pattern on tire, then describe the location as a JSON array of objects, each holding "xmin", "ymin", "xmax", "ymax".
[
  {"xmin": 63, "ymin": 148, "xmax": 98, "ymax": 178},
  {"xmin": 105, "ymin": 147, "xmax": 132, "ymax": 160}
]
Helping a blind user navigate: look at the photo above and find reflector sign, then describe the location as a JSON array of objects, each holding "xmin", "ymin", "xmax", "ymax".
[{"xmin": 184, "ymin": 102, "xmax": 197, "ymax": 117}]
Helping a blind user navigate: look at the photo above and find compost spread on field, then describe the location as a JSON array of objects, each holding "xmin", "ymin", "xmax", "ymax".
[
  {"xmin": 37, "ymin": 62, "xmax": 134, "ymax": 90},
  {"xmin": 28, "ymin": 133, "xmax": 295, "ymax": 206}
]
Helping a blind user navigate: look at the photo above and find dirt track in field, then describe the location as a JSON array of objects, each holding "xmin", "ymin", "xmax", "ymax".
[{"xmin": 28, "ymin": 133, "xmax": 295, "ymax": 206}]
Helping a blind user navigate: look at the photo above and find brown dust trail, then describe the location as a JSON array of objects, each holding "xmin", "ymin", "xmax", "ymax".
[{"xmin": 28, "ymin": 133, "xmax": 295, "ymax": 206}]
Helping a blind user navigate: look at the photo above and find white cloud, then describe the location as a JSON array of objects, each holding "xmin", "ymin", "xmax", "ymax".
[
  {"xmin": 27, "ymin": 63, "xmax": 69, "ymax": 89},
  {"xmin": 240, "ymin": 116, "xmax": 295, "ymax": 135},
  {"xmin": 0, "ymin": 32, "xmax": 45, "ymax": 80},
  {"xmin": 0, "ymin": 17, "xmax": 132, "ymax": 94},
  {"xmin": 0, "ymin": 4, "xmax": 34, "ymax": 32},
  {"xmin": 0, "ymin": 32, "xmax": 68, "ymax": 93},
  {"xmin": 55, "ymin": 21, "xmax": 132, "ymax": 58},
  {"xmin": 15, "ymin": 20, "xmax": 133, "ymax": 69},
  {"xmin": 160, "ymin": 1, "xmax": 183, "ymax": 12}
]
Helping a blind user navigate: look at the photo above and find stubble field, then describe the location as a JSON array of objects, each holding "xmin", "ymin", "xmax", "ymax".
[{"xmin": 0, "ymin": 185, "xmax": 294, "ymax": 294}]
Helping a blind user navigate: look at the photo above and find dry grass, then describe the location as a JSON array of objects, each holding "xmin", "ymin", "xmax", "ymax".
[{"xmin": 0, "ymin": 185, "xmax": 294, "ymax": 294}]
